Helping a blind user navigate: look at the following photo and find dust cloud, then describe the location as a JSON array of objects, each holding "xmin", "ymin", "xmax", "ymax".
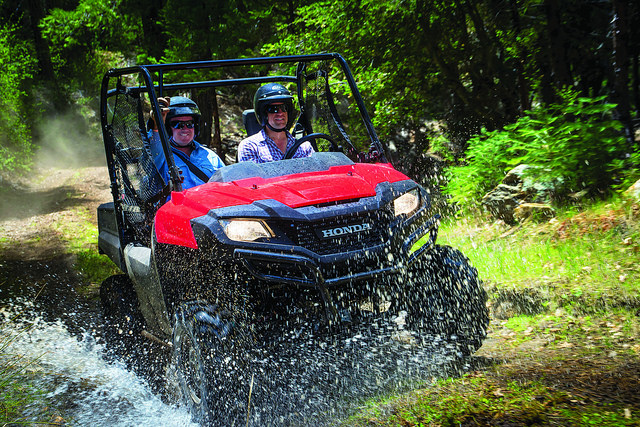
[{"xmin": 33, "ymin": 108, "xmax": 106, "ymax": 170}]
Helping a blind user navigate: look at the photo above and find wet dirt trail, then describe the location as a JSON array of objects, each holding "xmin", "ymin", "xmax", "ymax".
[{"xmin": 0, "ymin": 166, "xmax": 195, "ymax": 425}]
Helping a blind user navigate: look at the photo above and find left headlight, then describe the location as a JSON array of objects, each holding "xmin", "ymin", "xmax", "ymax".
[
  {"xmin": 220, "ymin": 219, "xmax": 274, "ymax": 242},
  {"xmin": 393, "ymin": 189, "xmax": 420, "ymax": 217}
]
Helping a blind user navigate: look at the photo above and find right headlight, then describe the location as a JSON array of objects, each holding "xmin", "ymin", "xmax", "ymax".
[
  {"xmin": 220, "ymin": 219, "xmax": 274, "ymax": 242},
  {"xmin": 393, "ymin": 189, "xmax": 420, "ymax": 217}
]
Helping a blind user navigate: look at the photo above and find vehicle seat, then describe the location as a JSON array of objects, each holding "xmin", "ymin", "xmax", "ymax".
[{"xmin": 242, "ymin": 109, "xmax": 262, "ymax": 136}]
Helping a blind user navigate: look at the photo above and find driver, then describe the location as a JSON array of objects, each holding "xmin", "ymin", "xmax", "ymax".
[{"xmin": 237, "ymin": 83, "xmax": 314, "ymax": 163}]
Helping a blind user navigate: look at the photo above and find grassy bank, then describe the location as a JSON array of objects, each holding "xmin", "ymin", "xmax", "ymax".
[
  {"xmin": 52, "ymin": 204, "xmax": 119, "ymax": 290},
  {"xmin": 441, "ymin": 198, "xmax": 640, "ymax": 313},
  {"xmin": 344, "ymin": 198, "xmax": 640, "ymax": 426},
  {"xmin": 0, "ymin": 321, "xmax": 64, "ymax": 425}
]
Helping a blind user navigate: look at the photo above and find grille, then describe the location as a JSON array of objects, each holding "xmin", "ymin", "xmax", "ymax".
[{"xmin": 293, "ymin": 210, "xmax": 392, "ymax": 255}]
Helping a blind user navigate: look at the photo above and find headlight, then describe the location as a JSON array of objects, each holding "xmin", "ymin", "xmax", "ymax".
[
  {"xmin": 393, "ymin": 189, "xmax": 420, "ymax": 217},
  {"xmin": 220, "ymin": 219, "xmax": 274, "ymax": 242}
]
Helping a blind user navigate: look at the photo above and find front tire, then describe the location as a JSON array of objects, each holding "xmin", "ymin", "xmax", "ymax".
[
  {"xmin": 401, "ymin": 245, "xmax": 489, "ymax": 355},
  {"xmin": 173, "ymin": 302, "xmax": 250, "ymax": 425}
]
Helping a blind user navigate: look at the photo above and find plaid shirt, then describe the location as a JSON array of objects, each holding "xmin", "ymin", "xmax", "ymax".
[{"xmin": 238, "ymin": 129, "xmax": 314, "ymax": 163}]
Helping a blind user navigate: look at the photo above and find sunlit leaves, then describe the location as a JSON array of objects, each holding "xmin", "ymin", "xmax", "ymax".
[
  {"xmin": 39, "ymin": 0, "xmax": 141, "ymax": 92},
  {"xmin": 40, "ymin": 0, "xmax": 140, "ymax": 53},
  {"xmin": 445, "ymin": 90, "xmax": 626, "ymax": 211},
  {"xmin": 0, "ymin": 24, "xmax": 36, "ymax": 173}
]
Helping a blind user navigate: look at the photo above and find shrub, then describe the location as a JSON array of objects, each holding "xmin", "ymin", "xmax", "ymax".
[{"xmin": 444, "ymin": 90, "xmax": 627, "ymax": 211}]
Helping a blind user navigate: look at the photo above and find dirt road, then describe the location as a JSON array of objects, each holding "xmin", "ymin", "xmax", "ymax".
[{"xmin": 0, "ymin": 166, "xmax": 111, "ymax": 261}]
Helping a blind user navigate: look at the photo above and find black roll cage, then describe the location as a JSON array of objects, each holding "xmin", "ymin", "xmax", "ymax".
[{"xmin": 100, "ymin": 53, "xmax": 386, "ymax": 194}]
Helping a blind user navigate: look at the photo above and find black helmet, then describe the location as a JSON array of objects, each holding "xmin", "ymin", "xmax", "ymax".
[
  {"xmin": 253, "ymin": 83, "xmax": 295, "ymax": 130},
  {"xmin": 165, "ymin": 96, "xmax": 201, "ymax": 137}
]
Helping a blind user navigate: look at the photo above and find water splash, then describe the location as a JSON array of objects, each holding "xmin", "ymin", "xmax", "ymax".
[{"xmin": 1, "ymin": 305, "xmax": 196, "ymax": 426}]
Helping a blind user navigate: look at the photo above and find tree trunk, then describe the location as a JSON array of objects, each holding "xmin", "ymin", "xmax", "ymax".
[
  {"xmin": 140, "ymin": 0, "xmax": 167, "ymax": 59},
  {"xmin": 611, "ymin": 0, "xmax": 635, "ymax": 148},
  {"xmin": 24, "ymin": 0, "xmax": 54, "ymax": 80},
  {"xmin": 633, "ymin": 52, "xmax": 639, "ymax": 119},
  {"xmin": 544, "ymin": 0, "xmax": 573, "ymax": 89},
  {"xmin": 24, "ymin": 0, "xmax": 69, "ymax": 112},
  {"xmin": 192, "ymin": 88, "xmax": 223, "ymax": 158},
  {"xmin": 509, "ymin": 0, "xmax": 531, "ymax": 113}
]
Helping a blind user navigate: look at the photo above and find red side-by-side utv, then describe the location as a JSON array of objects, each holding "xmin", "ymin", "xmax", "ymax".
[{"xmin": 97, "ymin": 53, "xmax": 489, "ymax": 424}]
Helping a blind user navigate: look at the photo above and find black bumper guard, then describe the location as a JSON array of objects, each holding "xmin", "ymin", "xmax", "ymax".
[
  {"xmin": 404, "ymin": 214, "xmax": 440, "ymax": 264},
  {"xmin": 233, "ymin": 215, "xmax": 440, "ymax": 289}
]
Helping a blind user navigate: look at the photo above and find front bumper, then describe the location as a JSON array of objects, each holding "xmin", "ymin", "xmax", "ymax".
[{"xmin": 233, "ymin": 214, "xmax": 439, "ymax": 288}]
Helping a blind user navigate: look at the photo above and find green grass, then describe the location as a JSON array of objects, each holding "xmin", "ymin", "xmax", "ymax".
[
  {"xmin": 0, "ymin": 323, "xmax": 59, "ymax": 425},
  {"xmin": 345, "ymin": 373, "xmax": 637, "ymax": 426},
  {"xmin": 498, "ymin": 310, "xmax": 639, "ymax": 355},
  {"xmin": 53, "ymin": 206, "xmax": 119, "ymax": 287},
  {"xmin": 438, "ymin": 199, "xmax": 640, "ymax": 313}
]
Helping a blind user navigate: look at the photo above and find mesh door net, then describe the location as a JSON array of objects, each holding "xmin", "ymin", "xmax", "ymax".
[{"xmin": 106, "ymin": 89, "xmax": 167, "ymax": 244}]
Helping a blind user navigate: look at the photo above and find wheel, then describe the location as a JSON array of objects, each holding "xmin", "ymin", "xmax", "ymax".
[
  {"xmin": 173, "ymin": 302, "xmax": 250, "ymax": 425},
  {"xmin": 100, "ymin": 274, "xmax": 144, "ymax": 355},
  {"xmin": 400, "ymin": 245, "xmax": 489, "ymax": 355},
  {"xmin": 284, "ymin": 132, "xmax": 339, "ymax": 159}
]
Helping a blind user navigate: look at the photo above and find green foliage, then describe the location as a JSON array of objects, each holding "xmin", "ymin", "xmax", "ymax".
[
  {"xmin": 613, "ymin": 151, "xmax": 640, "ymax": 190},
  {"xmin": 0, "ymin": 24, "xmax": 37, "ymax": 174},
  {"xmin": 161, "ymin": 0, "xmax": 264, "ymax": 63},
  {"xmin": 75, "ymin": 250, "xmax": 119, "ymax": 285},
  {"xmin": 510, "ymin": 93, "xmax": 625, "ymax": 193},
  {"xmin": 445, "ymin": 91, "xmax": 626, "ymax": 210},
  {"xmin": 263, "ymin": 0, "xmax": 442, "ymax": 135},
  {"xmin": 264, "ymin": 0, "xmax": 555, "ymax": 151},
  {"xmin": 40, "ymin": 0, "xmax": 140, "ymax": 92},
  {"xmin": 444, "ymin": 127, "xmax": 515, "ymax": 209}
]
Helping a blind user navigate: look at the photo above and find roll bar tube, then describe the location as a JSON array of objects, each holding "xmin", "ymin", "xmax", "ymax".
[{"xmin": 100, "ymin": 65, "xmax": 183, "ymax": 192}]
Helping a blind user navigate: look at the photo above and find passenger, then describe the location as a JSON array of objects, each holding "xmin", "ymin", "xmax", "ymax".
[
  {"xmin": 148, "ymin": 96, "xmax": 224, "ymax": 189},
  {"xmin": 238, "ymin": 83, "xmax": 314, "ymax": 163}
]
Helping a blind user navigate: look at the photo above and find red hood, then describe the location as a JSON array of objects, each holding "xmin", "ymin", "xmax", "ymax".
[{"xmin": 155, "ymin": 163, "xmax": 409, "ymax": 248}]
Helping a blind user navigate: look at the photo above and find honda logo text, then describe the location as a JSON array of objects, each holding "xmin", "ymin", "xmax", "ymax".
[{"xmin": 319, "ymin": 223, "xmax": 372, "ymax": 239}]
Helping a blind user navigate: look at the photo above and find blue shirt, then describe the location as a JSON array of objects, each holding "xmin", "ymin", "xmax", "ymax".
[
  {"xmin": 237, "ymin": 129, "xmax": 314, "ymax": 163},
  {"xmin": 147, "ymin": 130, "xmax": 225, "ymax": 190}
]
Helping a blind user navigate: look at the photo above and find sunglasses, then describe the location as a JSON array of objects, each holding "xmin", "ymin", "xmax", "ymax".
[
  {"xmin": 170, "ymin": 120, "xmax": 195, "ymax": 129},
  {"xmin": 266, "ymin": 104, "xmax": 288, "ymax": 114}
]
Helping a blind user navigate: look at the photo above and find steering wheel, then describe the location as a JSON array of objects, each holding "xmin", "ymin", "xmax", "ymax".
[{"xmin": 284, "ymin": 133, "xmax": 340, "ymax": 159}]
